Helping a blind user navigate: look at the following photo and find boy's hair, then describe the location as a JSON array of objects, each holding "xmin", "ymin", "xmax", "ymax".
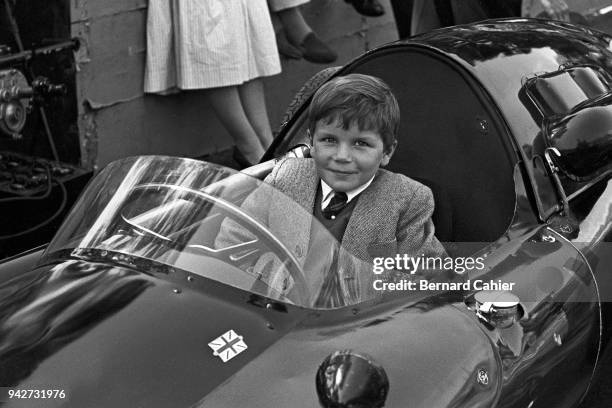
[{"xmin": 307, "ymin": 74, "xmax": 400, "ymax": 152}]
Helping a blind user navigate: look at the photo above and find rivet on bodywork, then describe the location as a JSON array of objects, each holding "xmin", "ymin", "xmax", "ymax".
[
  {"xmin": 172, "ymin": 288, "xmax": 181, "ymax": 294},
  {"xmin": 477, "ymin": 368, "xmax": 489, "ymax": 385},
  {"xmin": 187, "ymin": 276, "xmax": 194, "ymax": 282},
  {"xmin": 266, "ymin": 303, "xmax": 273, "ymax": 309},
  {"xmin": 478, "ymin": 119, "xmax": 488, "ymax": 133},
  {"xmin": 266, "ymin": 322, "xmax": 274, "ymax": 330},
  {"xmin": 553, "ymin": 332, "xmax": 562, "ymax": 346}
]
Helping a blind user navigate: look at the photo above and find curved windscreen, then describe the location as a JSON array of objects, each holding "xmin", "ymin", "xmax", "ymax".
[{"xmin": 42, "ymin": 156, "xmax": 405, "ymax": 309}]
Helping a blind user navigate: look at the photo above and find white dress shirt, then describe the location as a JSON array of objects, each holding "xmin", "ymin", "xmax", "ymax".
[{"xmin": 320, "ymin": 176, "xmax": 376, "ymax": 210}]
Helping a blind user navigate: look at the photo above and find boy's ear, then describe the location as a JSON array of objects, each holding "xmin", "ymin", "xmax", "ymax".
[{"xmin": 381, "ymin": 140, "xmax": 398, "ymax": 166}]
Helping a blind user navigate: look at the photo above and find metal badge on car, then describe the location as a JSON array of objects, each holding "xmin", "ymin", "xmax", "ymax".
[
  {"xmin": 477, "ymin": 368, "xmax": 489, "ymax": 386},
  {"xmin": 208, "ymin": 330, "xmax": 248, "ymax": 363}
]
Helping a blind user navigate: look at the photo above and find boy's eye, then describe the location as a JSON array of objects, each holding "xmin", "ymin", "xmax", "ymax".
[
  {"xmin": 354, "ymin": 140, "xmax": 371, "ymax": 147},
  {"xmin": 319, "ymin": 137, "xmax": 336, "ymax": 143}
]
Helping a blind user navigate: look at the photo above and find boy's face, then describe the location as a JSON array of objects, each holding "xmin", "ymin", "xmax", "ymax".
[{"xmin": 310, "ymin": 119, "xmax": 396, "ymax": 192}]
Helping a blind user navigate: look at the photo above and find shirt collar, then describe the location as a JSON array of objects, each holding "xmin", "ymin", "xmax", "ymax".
[{"xmin": 320, "ymin": 174, "xmax": 376, "ymax": 203}]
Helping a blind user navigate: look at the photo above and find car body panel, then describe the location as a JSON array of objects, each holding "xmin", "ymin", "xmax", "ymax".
[
  {"xmin": 408, "ymin": 20, "xmax": 612, "ymax": 222},
  {"xmin": 471, "ymin": 225, "xmax": 599, "ymax": 408},
  {"xmin": 199, "ymin": 302, "xmax": 500, "ymax": 408},
  {"xmin": 199, "ymin": 215, "xmax": 599, "ymax": 408},
  {"xmin": 0, "ymin": 259, "xmax": 308, "ymax": 408},
  {"xmin": 405, "ymin": 19, "xmax": 612, "ymax": 161}
]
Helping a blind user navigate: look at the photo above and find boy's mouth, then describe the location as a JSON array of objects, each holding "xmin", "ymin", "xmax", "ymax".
[{"xmin": 328, "ymin": 168, "xmax": 356, "ymax": 175}]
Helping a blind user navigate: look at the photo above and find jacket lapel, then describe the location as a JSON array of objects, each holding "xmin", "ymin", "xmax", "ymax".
[
  {"xmin": 338, "ymin": 172, "xmax": 385, "ymax": 303},
  {"xmin": 342, "ymin": 171, "xmax": 382, "ymax": 260}
]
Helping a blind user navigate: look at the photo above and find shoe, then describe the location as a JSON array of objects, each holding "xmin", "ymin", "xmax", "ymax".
[
  {"xmin": 345, "ymin": 0, "xmax": 385, "ymax": 17},
  {"xmin": 299, "ymin": 32, "xmax": 337, "ymax": 64},
  {"xmin": 276, "ymin": 31, "xmax": 302, "ymax": 60}
]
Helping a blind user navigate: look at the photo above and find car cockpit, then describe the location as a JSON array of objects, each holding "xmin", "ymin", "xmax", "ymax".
[{"xmin": 271, "ymin": 46, "xmax": 519, "ymax": 253}]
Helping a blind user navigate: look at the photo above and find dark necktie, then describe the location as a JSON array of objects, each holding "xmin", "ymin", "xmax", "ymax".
[{"xmin": 323, "ymin": 191, "xmax": 348, "ymax": 219}]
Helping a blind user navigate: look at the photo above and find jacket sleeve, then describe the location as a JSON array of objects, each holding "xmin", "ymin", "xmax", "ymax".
[
  {"xmin": 396, "ymin": 184, "xmax": 448, "ymax": 258},
  {"xmin": 214, "ymin": 160, "xmax": 301, "ymax": 299},
  {"xmin": 213, "ymin": 159, "xmax": 287, "ymax": 249}
]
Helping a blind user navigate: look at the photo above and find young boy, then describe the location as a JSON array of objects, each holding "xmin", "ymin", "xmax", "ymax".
[
  {"xmin": 217, "ymin": 74, "xmax": 445, "ymax": 304},
  {"xmin": 264, "ymin": 74, "xmax": 445, "ymax": 259}
]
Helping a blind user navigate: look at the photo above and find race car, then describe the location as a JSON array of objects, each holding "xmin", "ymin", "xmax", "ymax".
[{"xmin": 1, "ymin": 18, "xmax": 612, "ymax": 407}]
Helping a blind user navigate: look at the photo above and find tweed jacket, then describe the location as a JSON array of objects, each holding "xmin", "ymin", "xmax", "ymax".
[
  {"xmin": 216, "ymin": 158, "xmax": 446, "ymax": 304},
  {"xmin": 262, "ymin": 158, "xmax": 446, "ymax": 261}
]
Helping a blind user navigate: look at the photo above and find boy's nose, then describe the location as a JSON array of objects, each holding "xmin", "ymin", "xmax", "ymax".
[{"xmin": 333, "ymin": 144, "xmax": 352, "ymax": 161}]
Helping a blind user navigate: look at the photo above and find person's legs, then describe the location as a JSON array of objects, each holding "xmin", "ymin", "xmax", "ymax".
[
  {"xmin": 276, "ymin": 6, "xmax": 311, "ymax": 45},
  {"xmin": 274, "ymin": 5, "xmax": 337, "ymax": 63},
  {"xmin": 411, "ymin": 0, "xmax": 441, "ymax": 35},
  {"xmin": 204, "ymin": 86, "xmax": 265, "ymax": 164},
  {"xmin": 238, "ymin": 78, "xmax": 274, "ymax": 150},
  {"xmin": 270, "ymin": 10, "xmax": 303, "ymax": 59},
  {"xmin": 345, "ymin": 0, "xmax": 385, "ymax": 17},
  {"xmin": 390, "ymin": 0, "xmax": 414, "ymax": 39}
]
